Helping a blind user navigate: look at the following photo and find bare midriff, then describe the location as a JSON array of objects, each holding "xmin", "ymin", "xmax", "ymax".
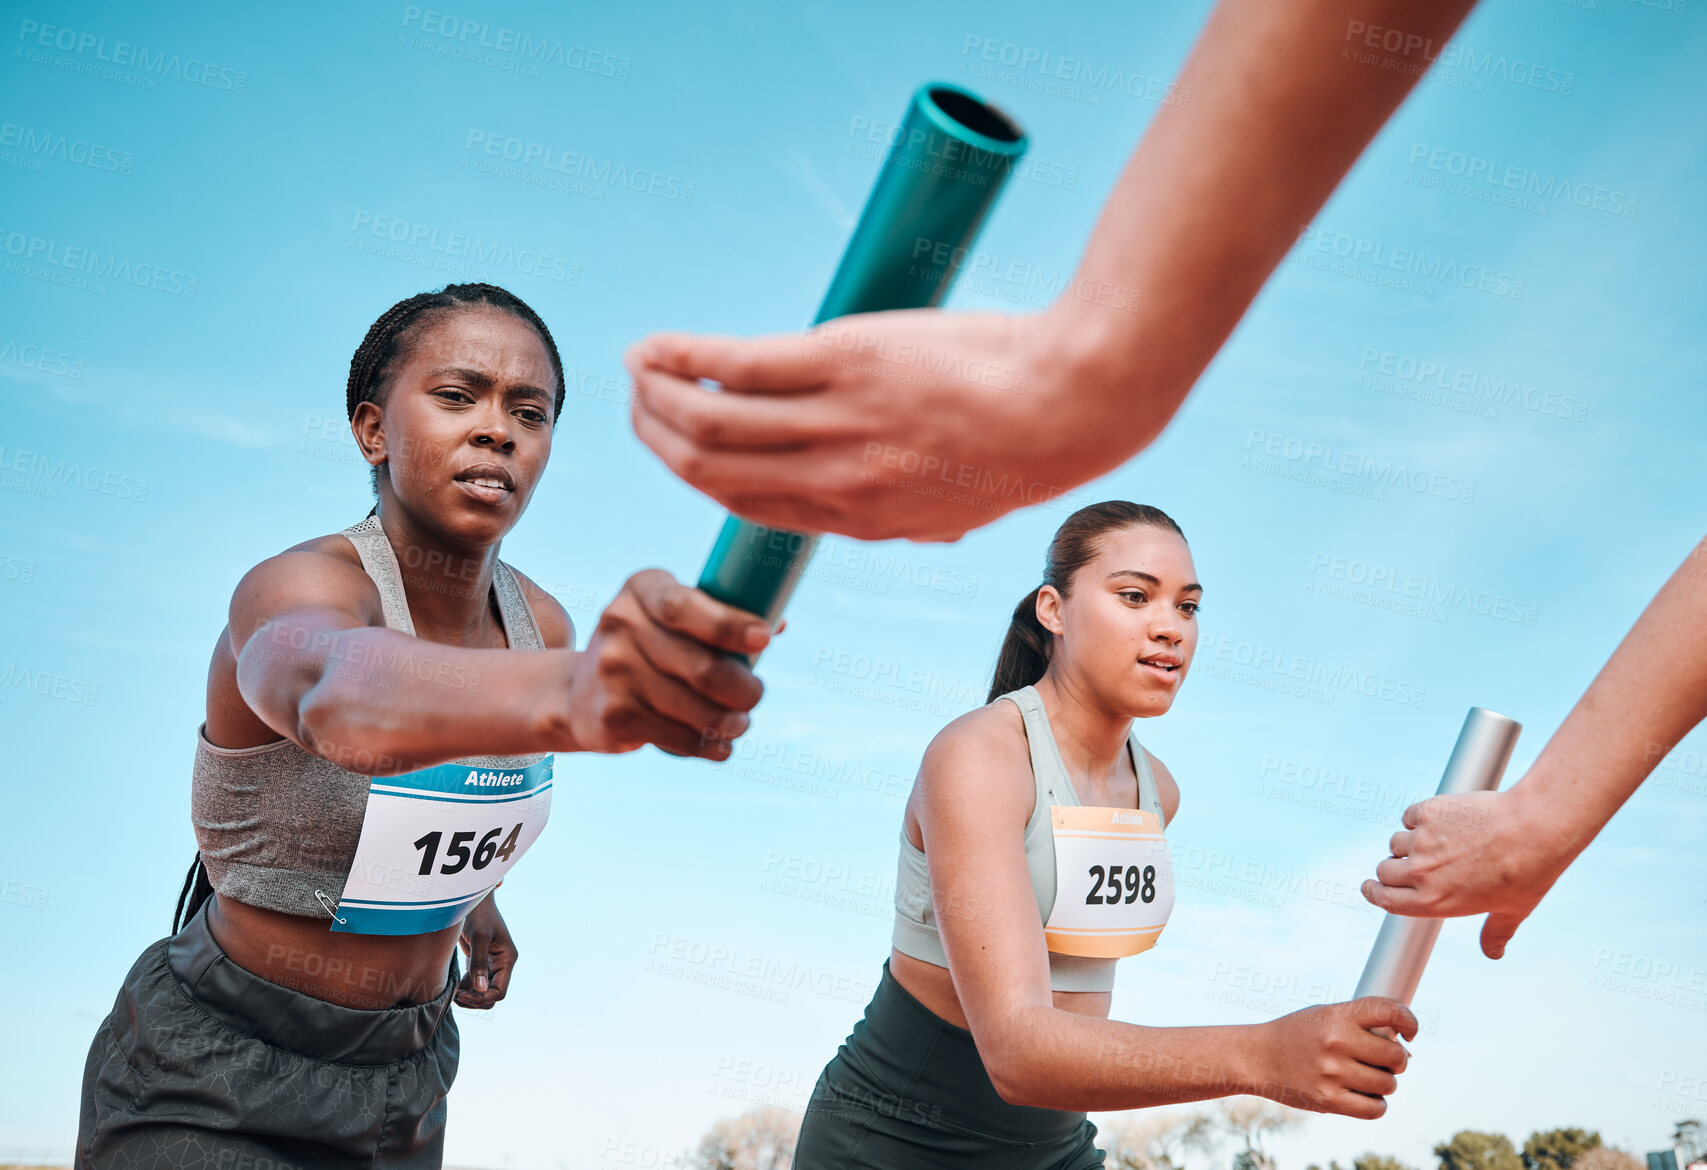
[{"xmin": 207, "ymin": 894, "xmax": 458, "ymax": 1009}]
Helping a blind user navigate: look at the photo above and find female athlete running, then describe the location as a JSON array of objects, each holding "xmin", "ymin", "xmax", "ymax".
[
  {"xmin": 77, "ymin": 283, "xmax": 772, "ymax": 1170},
  {"xmin": 793, "ymin": 501, "xmax": 1414, "ymax": 1168}
]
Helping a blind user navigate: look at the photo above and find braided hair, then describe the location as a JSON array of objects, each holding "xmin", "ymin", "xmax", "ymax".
[
  {"xmin": 345, "ymin": 283, "xmax": 568, "ymax": 497},
  {"xmin": 987, "ymin": 502, "xmax": 1187, "ymax": 702}
]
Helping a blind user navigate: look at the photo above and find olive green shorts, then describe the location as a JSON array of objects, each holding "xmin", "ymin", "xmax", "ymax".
[
  {"xmin": 77, "ymin": 904, "xmax": 460, "ymax": 1169},
  {"xmin": 794, "ymin": 960, "xmax": 1104, "ymax": 1169}
]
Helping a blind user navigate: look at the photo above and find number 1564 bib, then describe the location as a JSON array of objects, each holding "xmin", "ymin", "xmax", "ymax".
[
  {"xmin": 1044, "ymin": 805, "xmax": 1174, "ymax": 958},
  {"xmin": 333, "ymin": 756, "xmax": 553, "ymax": 935}
]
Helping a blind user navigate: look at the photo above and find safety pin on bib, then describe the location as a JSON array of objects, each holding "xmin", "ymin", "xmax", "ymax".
[{"xmin": 314, "ymin": 889, "xmax": 348, "ymax": 926}]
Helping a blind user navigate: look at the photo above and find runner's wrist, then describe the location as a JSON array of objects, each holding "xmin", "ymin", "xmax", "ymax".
[
  {"xmin": 1036, "ymin": 296, "xmax": 1186, "ymax": 458},
  {"xmin": 1503, "ymin": 771, "xmax": 1600, "ymax": 863},
  {"xmin": 1238, "ymin": 1021, "xmax": 1281, "ymax": 1100},
  {"xmin": 533, "ymin": 647, "xmax": 583, "ymax": 754}
]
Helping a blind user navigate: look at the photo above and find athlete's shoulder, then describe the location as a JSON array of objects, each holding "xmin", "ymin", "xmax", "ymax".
[
  {"xmin": 918, "ymin": 697, "xmax": 1034, "ymax": 816},
  {"xmin": 249, "ymin": 528, "xmax": 374, "ymax": 589},
  {"xmin": 223, "ymin": 530, "xmax": 384, "ymax": 653},
  {"xmin": 928, "ymin": 695, "xmax": 1027, "ymax": 762},
  {"xmin": 499, "ymin": 563, "xmax": 574, "ymax": 650},
  {"xmin": 278, "ymin": 529, "xmax": 366, "ymax": 564}
]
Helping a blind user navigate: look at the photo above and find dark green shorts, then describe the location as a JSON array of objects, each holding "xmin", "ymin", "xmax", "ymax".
[
  {"xmin": 77, "ymin": 904, "xmax": 460, "ymax": 1169},
  {"xmin": 794, "ymin": 960, "xmax": 1104, "ymax": 1169}
]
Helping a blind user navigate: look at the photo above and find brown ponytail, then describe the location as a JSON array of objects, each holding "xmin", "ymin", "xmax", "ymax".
[{"xmin": 987, "ymin": 501, "xmax": 1186, "ymax": 703}]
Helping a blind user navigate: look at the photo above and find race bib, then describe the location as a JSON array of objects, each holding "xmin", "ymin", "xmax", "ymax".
[
  {"xmin": 331, "ymin": 756, "xmax": 553, "ymax": 935},
  {"xmin": 1044, "ymin": 805, "xmax": 1173, "ymax": 958}
]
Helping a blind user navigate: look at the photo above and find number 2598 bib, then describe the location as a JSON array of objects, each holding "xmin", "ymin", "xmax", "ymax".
[
  {"xmin": 1044, "ymin": 805, "xmax": 1174, "ymax": 958},
  {"xmin": 331, "ymin": 756, "xmax": 554, "ymax": 935}
]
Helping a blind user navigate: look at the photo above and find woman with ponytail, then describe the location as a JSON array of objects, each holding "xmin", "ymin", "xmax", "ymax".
[
  {"xmin": 793, "ymin": 501, "xmax": 1417, "ymax": 1169},
  {"xmin": 78, "ymin": 284, "xmax": 774, "ymax": 1169}
]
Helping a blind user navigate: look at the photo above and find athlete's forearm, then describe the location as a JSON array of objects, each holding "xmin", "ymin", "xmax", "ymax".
[
  {"xmin": 1048, "ymin": 0, "xmax": 1480, "ymax": 441},
  {"xmin": 987, "ymin": 1005, "xmax": 1261, "ymax": 1111},
  {"xmin": 239, "ymin": 618, "xmax": 575, "ymax": 774},
  {"xmin": 1509, "ymin": 535, "xmax": 1707, "ymax": 855}
]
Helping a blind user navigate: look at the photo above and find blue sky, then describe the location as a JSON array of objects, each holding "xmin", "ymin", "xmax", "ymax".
[{"xmin": 3, "ymin": 1, "xmax": 1705, "ymax": 1167}]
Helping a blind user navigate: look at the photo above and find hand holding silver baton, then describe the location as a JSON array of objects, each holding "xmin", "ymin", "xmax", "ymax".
[{"xmin": 1354, "ymin": 707, "xmax": 1522, "ymax": 1038}]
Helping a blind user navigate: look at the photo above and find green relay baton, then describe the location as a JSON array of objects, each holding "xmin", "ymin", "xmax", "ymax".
[{"xmin": 695, "ymin": 82, "xmax": 1028, "ymax": 649}]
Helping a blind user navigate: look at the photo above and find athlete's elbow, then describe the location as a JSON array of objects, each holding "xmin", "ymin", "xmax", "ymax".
[
  {"xmin": 295, "ymin": 680, "xmax": 344, "ymax": 757},
  {"xmin": 985, "ymin": 1048, "xmax": 1049, "ymax": 1108}
]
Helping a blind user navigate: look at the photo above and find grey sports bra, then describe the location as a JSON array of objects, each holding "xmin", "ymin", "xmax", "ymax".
[
  {"xmin": 891, "ymin": 684, "xmax": 1166, "ymax": 993},
  {"xmin": 190, "ymin": 514, "xmax": 550, "ymax": 919}
]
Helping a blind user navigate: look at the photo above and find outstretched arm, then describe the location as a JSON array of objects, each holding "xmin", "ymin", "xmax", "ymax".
[
  {"xmin": 627, "ymin": 0, "xmax": 1481, "ymax": 541},
  {"xmin": 921, "ymin": 708, "xmax": 1413, "ymax": 1117},
  {"xmin": 230, "ymin": 546, "xmax": 770, "ymax": 773},
  {"xmin": 1365, "ymin": 534, "xmax": 1707, "ymax": 958}
]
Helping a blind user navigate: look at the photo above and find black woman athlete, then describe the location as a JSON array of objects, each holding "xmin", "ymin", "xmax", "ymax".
[
  {"xmin": 77, "ymin": 283, "xmax": 773, "ymax": 1169},
  {"xmin": 793, "ymin": 501, "xmax": 1416, "ymax": 1168}
]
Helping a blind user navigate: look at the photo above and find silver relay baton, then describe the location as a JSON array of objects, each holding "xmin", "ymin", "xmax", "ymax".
[{"xmin": 1354, "ymin": 707, "xmax": 1522, "ymax": 1035}]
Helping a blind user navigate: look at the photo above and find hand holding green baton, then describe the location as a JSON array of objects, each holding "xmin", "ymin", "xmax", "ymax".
[{"xmin": 695, "ymin": 84, "xmax": 1028, "ymax": 656}]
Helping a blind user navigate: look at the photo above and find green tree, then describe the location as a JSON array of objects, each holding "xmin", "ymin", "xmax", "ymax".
[
  {"xmin": 1355, "ymin": 1154, "xmax": 1417, "ymax": 1170},
  {"xmin": 693, "ymin": 1107, "xmax": 800, "ymax": 1170},
  {"xmin": 1675, "ymin": 1121, "xmax": 1707, "ymax": 1166},
  {"xmin": 1571, "ymin": 1148, "xmax": 1644, "ymax": 1170},
  {"xmin": 1436, "ymin": 1131, "xmax": 1525, "ymax": 1170},
  {"xmin": 1102, "ymin": 1107, "xmax": 1217, "ymax": 1170},
  {"xmin": 1524, "ymin": 1129, "xmax": 1602, "ymax": 1170},
  {"xmin": 1218, "ymin": 1098, "xmax": 1306, "ymax": 1170}
]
